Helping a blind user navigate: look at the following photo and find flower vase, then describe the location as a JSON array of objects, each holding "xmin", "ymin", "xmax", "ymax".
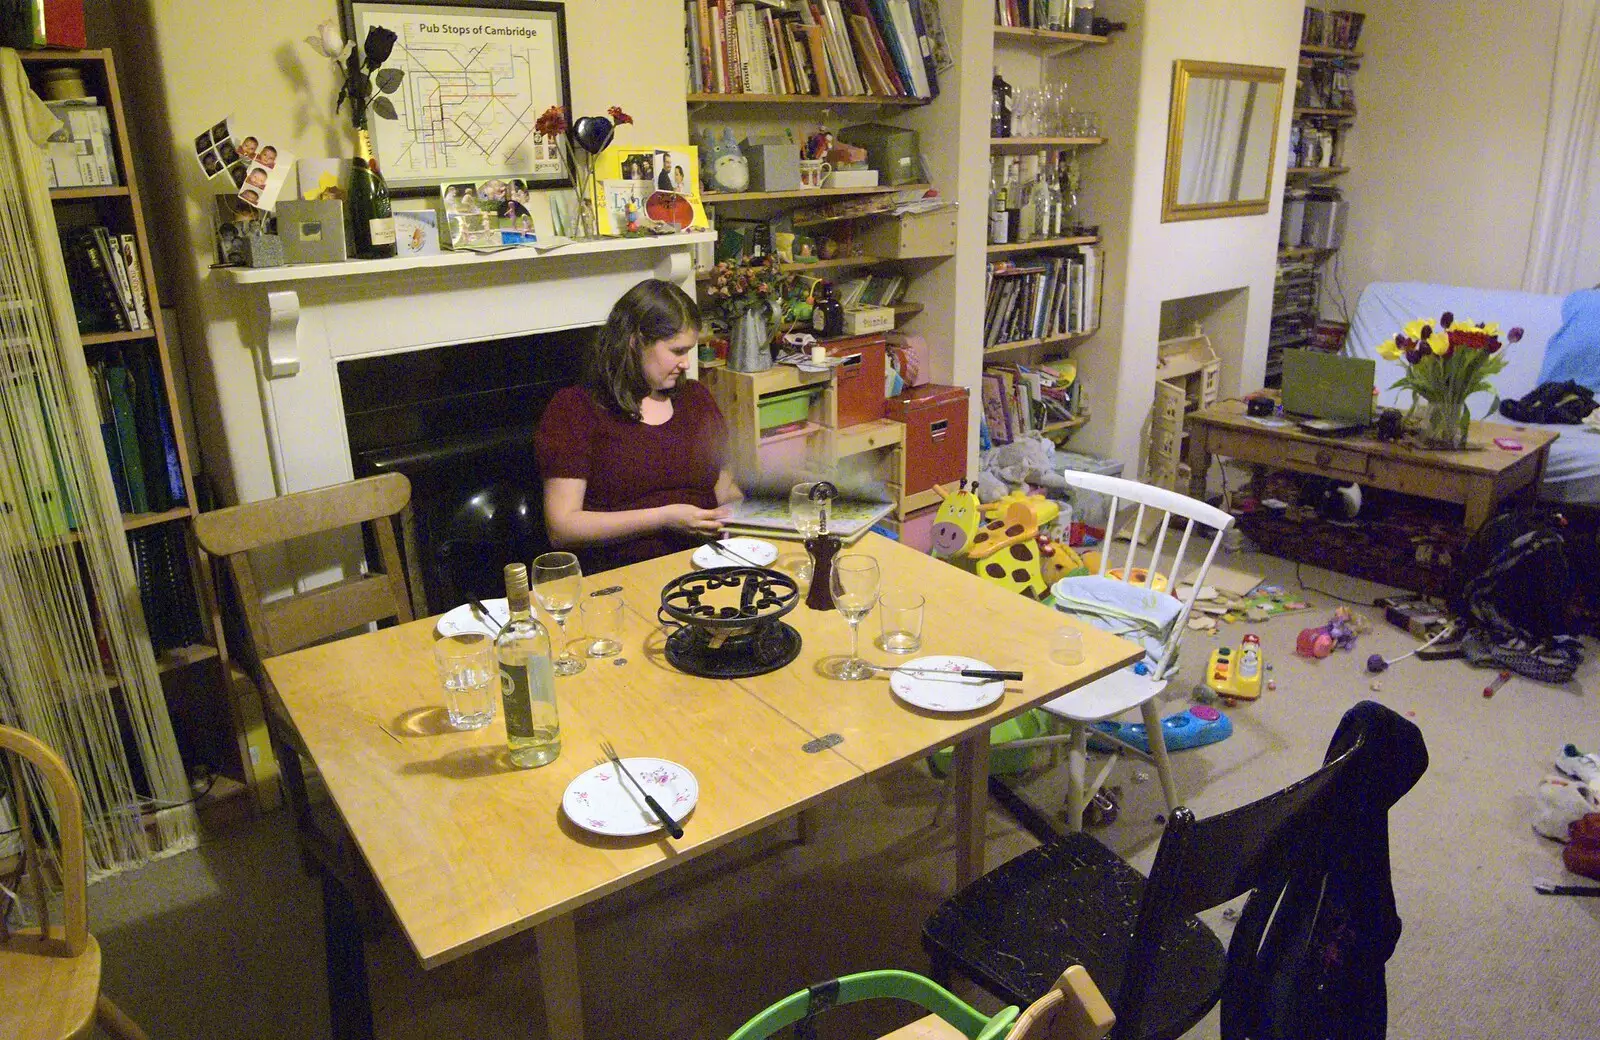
[
  {"xmin": 573, "ymin": 191, "xmax": 600, "ymax": 240},
  {"xmin": 1419, "ymin": 396, "xmax": 1469, "ymax": 450},
  {"xmin": 728, "ymin": 306, "xmax": 773, "ymax": 373}
]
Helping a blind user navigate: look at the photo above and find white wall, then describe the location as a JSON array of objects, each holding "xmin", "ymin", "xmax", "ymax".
[
  {"xmin": 1332, "ymin": 0, "xmax": 1562, "ymax": 312},
  {"xmin": 101, "ymin": 0, "xmax": 689, "ymax": 505},
  {"xmin": 1086, "ymin": 0, "xmax": 1301, "ymax": 470}
]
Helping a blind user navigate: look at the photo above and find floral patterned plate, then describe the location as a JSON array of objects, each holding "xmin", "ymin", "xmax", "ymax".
[
  {"xmin": 562, "ymin": 757, "xmax": 699, "ymax": 837},
  {"xmin": 889, "ymin": 655, "xmax": 1005, "ymax": 714},
  {"xmin": 435, "ymin": 597, "xmax": 508, "ymax": 638}
]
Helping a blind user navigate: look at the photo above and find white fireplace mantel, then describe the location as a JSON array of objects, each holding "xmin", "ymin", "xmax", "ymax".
[{"xmin": 215, "ymin": 233, "xmax": 714, "ymax": 497}]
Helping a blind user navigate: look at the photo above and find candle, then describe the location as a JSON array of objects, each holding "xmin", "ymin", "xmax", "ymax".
[{"xmin": 811, "ymin": 344, "xmax": 827, "ymax": 366}]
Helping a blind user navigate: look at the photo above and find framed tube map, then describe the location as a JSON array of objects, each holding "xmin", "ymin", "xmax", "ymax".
[{"xmin": 342, "ymin": 0, "xmax": 572, "ymax": 194}]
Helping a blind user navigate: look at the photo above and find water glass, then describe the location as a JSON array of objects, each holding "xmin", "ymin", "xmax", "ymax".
[
  {"xmin": 581, "ymin": 586, "xmax": 624, "ymax": 658},
  {"xmin": 434, "ymin": 633, "xmax": 498, "ymax": 729},
  {"xmin": 876, "ymin": 587, "xmax": 924, "ymax": 655},
  {"xmin": 1051, "ymin": 625, "xmax": 1086, "ymax": 666}
]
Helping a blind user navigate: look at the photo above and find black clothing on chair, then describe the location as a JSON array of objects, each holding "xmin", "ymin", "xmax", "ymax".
[{"xmin": 1499, "ymin": 380, "xmax": 1597, "ymax": 424}]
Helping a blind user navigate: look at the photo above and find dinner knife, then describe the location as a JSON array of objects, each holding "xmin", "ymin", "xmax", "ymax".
[{"xmin": 875, "ymin": 665, "xmax": 1024, "ymax": 681}]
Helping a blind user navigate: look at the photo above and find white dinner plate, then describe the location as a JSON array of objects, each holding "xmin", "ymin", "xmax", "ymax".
[
  {"xmin": 435, "ymin": 597, "xmax": 508, "ymax": 638},
  {"xmin": 692, "ymin": 537, "xmax": 779, "ymax": 570},
  {"xmin": 889, "ymin": 655, "xmax": 1006, "ymax": 714},
  {"xmin": 562, "ymin": 757, "xmax": 699, "ymax": 837}
]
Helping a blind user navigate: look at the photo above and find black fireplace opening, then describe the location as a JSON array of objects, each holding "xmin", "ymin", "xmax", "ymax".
[{"xmin": 341, "ymin": 328, "xmax": 591, "ymax": 613}]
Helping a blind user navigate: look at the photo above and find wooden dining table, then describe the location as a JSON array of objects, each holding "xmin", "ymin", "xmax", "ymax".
[{"xmin": 263, "ymin": 533, "xmax": 1141, "ymax": 1038}]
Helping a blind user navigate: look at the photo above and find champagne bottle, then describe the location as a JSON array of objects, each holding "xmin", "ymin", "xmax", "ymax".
[
  {"xmin": 348, "ymin": 127, "xmax": 397, "ymax": 260},
  {"xmin": 497, "ymin": 563, "xmax": 560, "ymax": 768}
]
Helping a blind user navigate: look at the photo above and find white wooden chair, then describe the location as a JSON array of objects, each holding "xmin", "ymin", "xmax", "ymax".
[{"xmin": 1002, "ymin": 471, "xmax": 1233, "ymax": 832}]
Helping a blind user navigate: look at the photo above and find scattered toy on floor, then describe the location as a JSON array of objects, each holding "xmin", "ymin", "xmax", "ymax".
[
  {"xmin": 1206, "ymin": 633, "xmax": 1264, "ymax": 702},
  {"xmin": 1090, "ymin": 704, "xmax": 1232, "ymax": 753},
  {"xmin": 1555, "ymin": 744, "xmax": 1600, "ymax": 783},
  {"xmin": 1365, "ymin": 621, "xmax": 1459, "ymax": 673},
  {"xmin": 1297, "ymin": 607, "xmax": 1369, "ymax": 659},
  {"xmin": 1534, "ymin": 775, "xmax": 1600, "ymax": 841},
  {"xmin": 1482, "ymin": 670, "xmax": 1512, "ymax": 698}
]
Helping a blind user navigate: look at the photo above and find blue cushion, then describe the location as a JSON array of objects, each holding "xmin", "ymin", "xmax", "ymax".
[{"xmin": 1539, "ymin": 289, "xmax": 1600, "ymax": 393}]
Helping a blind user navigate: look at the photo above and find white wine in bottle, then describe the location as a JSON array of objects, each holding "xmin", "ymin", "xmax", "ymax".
[
  {"xmin": 348, "ymin": 127, "xmax": 396, "ymax": 259},
  {"xmin": 497, "ymin": 563, "xmax": 560, "ymax": 768}
]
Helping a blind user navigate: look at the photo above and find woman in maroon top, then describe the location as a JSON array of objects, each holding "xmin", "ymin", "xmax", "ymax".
[{"xmin": 535, "ymin": 279, "xmax": 741, "ymax": 572}]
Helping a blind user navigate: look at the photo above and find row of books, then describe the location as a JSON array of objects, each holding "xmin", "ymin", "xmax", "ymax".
[
  {"xmin": 833, "ymin": 272, "xmax": 909, "ymax": 308},
  {"xmin": 686, "ymin": 0, "xmax": 939, "ymax": 99},
  {"xmin": 1296, "ymin": 62, "xmax": 1356, "ymax": 110},
  {"xmin": 981, "ymin": 358, "xmax": 1079, "ymax": 445},
  {"xmin": 60, "ymin": 224, "xmax": 152, "ymax": 335},
  {"xmin": 993, "ymin": 0, "xmax": 1085, "ymax": 30},
  {"xmin": 127, "ymin": 522, "xmax": 206, "ymax": 653},
  {"xmin": 1301, "ymin": 7, "xmax": 1364, "ymax": 49},
  {"xmin": 983, "ymin": 245, "xmax": 1100, "ymax": 348},
  {"xmin": 89, "ymin": 346, "xmax": 186, "ymax": 517}
]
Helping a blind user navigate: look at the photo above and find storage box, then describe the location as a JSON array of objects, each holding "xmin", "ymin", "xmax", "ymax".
[
  {"xmin": 743, "ymin": 135, "xmax": 801, "ymax": 193},
  {"xmin": 843, "ymin": 305, "xmax": 894, "ymax": 335},
  {"xmin": 885, "ymin": 384, "xmax": 969, "ymax": 498},
  {"xmin": 836, "ymin": 123, "xmax": 922, "ymax": 185},
  {"xmin": 4, "ymin": 1, "xmax": 87, "ymax": 49},
  {"xmin": 826, "ymin": 335, "xmax": 888, "ymax": 426},
  {"xmin": 894, "ymin": 504, "xmax": 940, "ymax": 554},
  {"xmin": 758, "ymin": 385, "xmax": 820, "ymax": 433},
  {"xmin": 277, "ymin": 199, "xmax": 348, "ymax": 264},
  {"xmin": 857, "ymin": 206, "xmax": 957, "ymax": 259},
  {"xmin": 824, "ymin": 169, "xmax": 879, "ymax": 189},
  {"xmin": 42, "ymin": 99, "xmax": 115, "ymax": 187},
  {"xmin": 757, "ymin": 423, "xmax": 815, "ymax": 474}
]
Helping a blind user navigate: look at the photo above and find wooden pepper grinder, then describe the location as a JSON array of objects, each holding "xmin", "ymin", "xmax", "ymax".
[{"xmin": 804, "ymin": 481, "xmax": 841, "ymax": 611}]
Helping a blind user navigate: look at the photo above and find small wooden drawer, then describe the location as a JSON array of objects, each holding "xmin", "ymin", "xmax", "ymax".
[
  {"xmin": 832, "ymin": 418, "xmax": 903, "ymax": 459},
  {"xmin": 1281, "ymin": 440, "xmax": 1370, "ymax": 479}
]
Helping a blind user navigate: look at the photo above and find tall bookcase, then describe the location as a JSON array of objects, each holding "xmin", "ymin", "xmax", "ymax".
[
  {"xmin": 19, "ymin": 49, "xmax": 269, "ymax": 822},
  {"xmin": 983, "ymin": 21, "xmax": 1111, "ymax": 444}
]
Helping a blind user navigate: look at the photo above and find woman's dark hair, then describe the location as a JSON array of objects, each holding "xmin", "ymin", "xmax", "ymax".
[{"xmin": 587, "ymin": 278, "xmax": 700, "ymax": 419}]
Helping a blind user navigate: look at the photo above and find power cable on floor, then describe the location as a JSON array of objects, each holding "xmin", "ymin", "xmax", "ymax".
[{"xmin": 1295, "ymin": 559, "xmax": 1378, "ymax": 606}]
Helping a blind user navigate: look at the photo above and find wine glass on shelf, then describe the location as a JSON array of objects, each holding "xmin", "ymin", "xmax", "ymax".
[
  {"xmin": 532, "ymin": 551, "xmax": 585, "ymax": 676},
  {"xmin": 831, "ymin": 554, "xmax": 880, "ymax": 681},
  {"xmin": 788, "ymin": 481, "xmax": 826, "ymax": 582}
]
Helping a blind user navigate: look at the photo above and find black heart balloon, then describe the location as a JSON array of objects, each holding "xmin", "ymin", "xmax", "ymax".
[{"xmin": 570, "ymin": 116, "xmax": 614, "ymax": 155}]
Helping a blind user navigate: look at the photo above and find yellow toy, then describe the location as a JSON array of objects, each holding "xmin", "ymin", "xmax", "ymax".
[
  {"xmin": 929, "ymin": 481, "xmax": 982, "ymax": 558},
  {"xmin": 1204, "ymin": 633, "xmax": 1264, "ymax": 702},
  {"xmin": 1106, "ymin": 567, "xmax": 1169, "ymax": 592},
  {"xmin": 966, "ymin": 501, "xmax": 1050, "ymax": 598},
  {"xmin": 978, "ymin": 489, "xmax": 1060, "ymax": 527},
  {"xmin": 1037, "ymin": 533, "xmax": 1088, "ymax": 586}
]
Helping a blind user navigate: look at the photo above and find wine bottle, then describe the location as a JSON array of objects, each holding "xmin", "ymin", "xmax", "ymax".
[
  {"xmin": 347, "ymin": 127, "xmax": 397, "ymax": 260},
  {"xmin": 991, "ymin": 68, "xmax": 1012, "ymax": 139},
  {"xmin": 497, "ymin": 563, "xmax": 561, "ymax": 768}
]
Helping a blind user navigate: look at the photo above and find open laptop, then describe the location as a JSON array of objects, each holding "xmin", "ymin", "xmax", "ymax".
[{"xmin": 1280, "ymin": 349, "xmax": 1375, "ymax": 435}]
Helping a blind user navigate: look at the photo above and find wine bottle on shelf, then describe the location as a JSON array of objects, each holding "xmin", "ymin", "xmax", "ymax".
[
  {"xmin": 497, "ymin": 563, "xmax": 560, "ymax": 768},
  {"xmin": 347, "ymin": 127, "xmax": 397, "ymax": 260},
  {"xmin": 991, "ymin": 68, "xmax": 1013, "ymax": 138}
]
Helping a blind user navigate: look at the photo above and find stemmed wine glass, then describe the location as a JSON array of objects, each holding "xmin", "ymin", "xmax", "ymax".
[
  {"xmin": 532, "ymin": 551, "xmax": 585, "ymax": 676},
  {"xmin": 788, "ymin": 481, "xmax": 826, "ymax": 582},
  {"xmin": 831, "ymin": 554, "xmax": 880, "ymax": 681}
]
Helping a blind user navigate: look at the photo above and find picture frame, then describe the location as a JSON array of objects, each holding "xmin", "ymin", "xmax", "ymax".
[{"xmin": 341, "ymin": 0, "xmax": 572, "ymax": 195}]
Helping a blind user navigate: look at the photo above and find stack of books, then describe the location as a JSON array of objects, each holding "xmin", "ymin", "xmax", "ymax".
[
  {"xmin": 686, "ymin": 0, "xmax": 939, "ymax": 99},
  {"xmin": 983, "ymin": 245, "xmax": 1099, "ymax": 348},
  {"xmin": 980, "ymin": 358, "xmax": 1080, "ymax": 444},
  {"xmin": 59, "ymin": 224, "xmax": 152, "ymax": 335},
  {"xmin": 127, "ymin": 523, "xmax": 206, "ymax": 652}
]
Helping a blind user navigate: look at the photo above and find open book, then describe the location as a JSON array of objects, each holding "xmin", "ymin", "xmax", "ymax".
[{"xmin": 719, "ymin": 495, "xmax": 896, "ymax": 540}]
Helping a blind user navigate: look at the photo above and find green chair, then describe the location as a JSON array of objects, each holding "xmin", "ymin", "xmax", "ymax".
[{"xmin": 727, "ymin": 966, "xmax": 1113, "ymax": 1040}]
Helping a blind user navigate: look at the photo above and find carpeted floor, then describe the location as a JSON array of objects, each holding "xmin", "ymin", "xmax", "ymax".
[{"xmin": 84, "ymin": 550, "xmax": 1600, "ymax": 1040}]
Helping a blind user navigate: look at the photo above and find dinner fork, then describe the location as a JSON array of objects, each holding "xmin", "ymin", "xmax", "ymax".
[
  {"xmin": 599, "ymin": 740, "xmax": 684, "ymax": 839},
  {"xmin": 707, "ymin": 538, "xmax": 759, "ymax": 568}
]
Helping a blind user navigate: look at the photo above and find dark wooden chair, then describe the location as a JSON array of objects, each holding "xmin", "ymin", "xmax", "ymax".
[
  {"xmin": 193, "ymin": 472, "xmax": 425, "ymax": 1040},
  {"xmin": 0, "ymin": 725, "xmax": 150, "ymax": 1040},
  {"xmin": 923, "ymin": 702, "xmax": 1426, "ymax": 1040}
]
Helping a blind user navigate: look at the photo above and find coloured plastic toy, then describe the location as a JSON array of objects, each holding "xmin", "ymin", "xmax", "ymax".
[
  {"xmin": 978, "ymin": 489, "xmax": 1060, "ymax": 527},
  {"xmin": 1091, "ymin": 704, "xmax": 1232, "ymax": 754},
  {"xmin": 929, "ymin": 481, "xmax": 982, "ymax": 558},
  {"xmin": 1205, "ymin": 633, "xmax": 1265, "ymax": 701},
  {"xmin": 1106, "ymin": 567, "xmax": 1168, "ymax": 592}
]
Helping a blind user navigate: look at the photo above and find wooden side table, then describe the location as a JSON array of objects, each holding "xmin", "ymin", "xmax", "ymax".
[{"xmin": 1185, "ymin": 399, "xmax": 1557, "ymax": 531}]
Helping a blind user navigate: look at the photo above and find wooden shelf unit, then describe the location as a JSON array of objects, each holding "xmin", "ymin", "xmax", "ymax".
[
  {"xmin": 687, "ymin": 92, "xmax": 928, "ymax": 107},
  {"xmin": 705, "ymin": 183, "xmax": 929, "ymax": 203},
  {"xmin": 987, "ymin": 235, "xmax": 1098, "ymax": 255},
  {"xmin": 992, "ymin": 26, "xmax": 1109, "ymax": 54},
  {"xmin": 20, "ymin": 49, "xmax": 264, "ymax": 816},
  {"xmin": 990, "ymin": 136, "xmax": 1106, "ymax": 150}
]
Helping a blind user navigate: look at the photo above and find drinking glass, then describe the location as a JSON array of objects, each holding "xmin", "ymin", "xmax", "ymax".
[
  {"xmin": 831, "ymin": 554, "xmax": 880, "ymax": 680},
  {"xmin": 876, "ymin": 587, "xmax": 924, "ymax": 655},
  {"xmin": 580, "ymin": 585, "xmax": 624, "ymax": 658},
  {"xmin": 433, "ymin": 633, "xmax": 498, "ymax": 729},
  {"xmin": 532, "ymin": 551, "xmax": 586, "ymax": 676},
  {"xmin": 789, "ymin": 481, "xmax": 826, "ymax": 582}
]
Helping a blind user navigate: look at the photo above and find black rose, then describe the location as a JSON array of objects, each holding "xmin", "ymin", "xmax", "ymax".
[{"xmin": 363, "ymin": 25, "xmax": 397, "ymax": 69}]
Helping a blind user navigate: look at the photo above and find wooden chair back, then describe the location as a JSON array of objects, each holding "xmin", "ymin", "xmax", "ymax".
[
  {"xmin": 0, "ymin": 725, "xmax": 87, "ymax": 956},
  {"xmin": 1058, "ymin": 471, "xmax": 1233, "ymax": 676},
  {"xmin": 192, "ymin": 473, "xmax": 426, "ymax": 663}
]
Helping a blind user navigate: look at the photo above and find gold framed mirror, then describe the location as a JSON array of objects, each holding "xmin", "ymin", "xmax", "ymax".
[{"xmin": 1162, "ymin": 60, "xmax": 1286, "ymax": 222}]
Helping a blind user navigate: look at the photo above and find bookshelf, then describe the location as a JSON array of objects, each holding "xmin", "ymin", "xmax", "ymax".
[
  {"xmin": 982, "ymin": 13, "xmax": 1111, "ymax": 445},
  {"xmin": 1274, "ymin": 12, "xmax": 1365, "ymax": 385},
  {"xmin": 20, "ymin": 49, "xmax": 266, "ymax": 821}
]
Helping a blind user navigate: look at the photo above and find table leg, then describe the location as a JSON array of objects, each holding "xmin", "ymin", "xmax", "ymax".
[
  {"xmin": 1464, "ymin": 478, "xmax": 1495, "ymax": 532},
  {"xmin": 951, "ymin": 730, "xmax": 991, "ymax": 890},
  {"xmin": 535, "ymin": 914, "xmax": 584, "ymax": 1040}
]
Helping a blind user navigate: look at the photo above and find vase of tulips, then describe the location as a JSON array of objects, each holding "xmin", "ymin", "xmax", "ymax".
[{"xmin": 1377, "ymin": 312, "xmax": 1522, "ymax": 450}]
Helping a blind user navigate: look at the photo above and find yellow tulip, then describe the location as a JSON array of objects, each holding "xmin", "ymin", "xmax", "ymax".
[
  {"xmin": 1428, "ymin": 331, "xmax": 1449, "ymax": 355},
  {"xmin": 1377, "ymin": 338, "xmax": 1402, "ymax": 361}
]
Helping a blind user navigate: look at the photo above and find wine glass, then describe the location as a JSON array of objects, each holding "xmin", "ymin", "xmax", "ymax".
[
  {"xmin": 831, "ymin": 554, "xmax": 880, "ymax": 681},
  {"xmin": 788, "ymin": 481, "xmax": 826, "ymax": 582},
  {"xmin": 532, "ymin": 551, "xmax": 585, "ymax": 676}
]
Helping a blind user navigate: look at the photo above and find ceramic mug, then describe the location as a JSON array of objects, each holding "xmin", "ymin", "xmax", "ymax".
[{"xmin": 799, "ymin": 159, "xmax": 832, "ymax": 189}]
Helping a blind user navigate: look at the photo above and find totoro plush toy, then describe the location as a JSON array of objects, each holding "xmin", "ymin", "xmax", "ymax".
[{"xmin": 698, "ymin": 126, "xmax": 749, "ymax": 194}]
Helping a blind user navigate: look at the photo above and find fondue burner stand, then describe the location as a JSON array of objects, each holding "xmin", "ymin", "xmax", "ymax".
[{"xmin": 658, "ymin": 567, "xmax": 802, "ymax": 678}]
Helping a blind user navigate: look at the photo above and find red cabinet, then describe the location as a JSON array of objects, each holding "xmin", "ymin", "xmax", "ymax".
[
  {"xmin": 825, "ymin": 335, "xmax": 887, "ymax": 427},
  {"xmin": 885, "ymin": 384, "xmax": 968, "ymax": 500}
]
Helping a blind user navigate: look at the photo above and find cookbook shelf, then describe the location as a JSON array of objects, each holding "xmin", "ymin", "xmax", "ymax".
[
  {"xmin": 686, "ymin": 92, "xmax": 929, "ymax": 107},
  {"xmin": 705, "ymin": 183, "xmax": 929, "ymax": 204}
]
